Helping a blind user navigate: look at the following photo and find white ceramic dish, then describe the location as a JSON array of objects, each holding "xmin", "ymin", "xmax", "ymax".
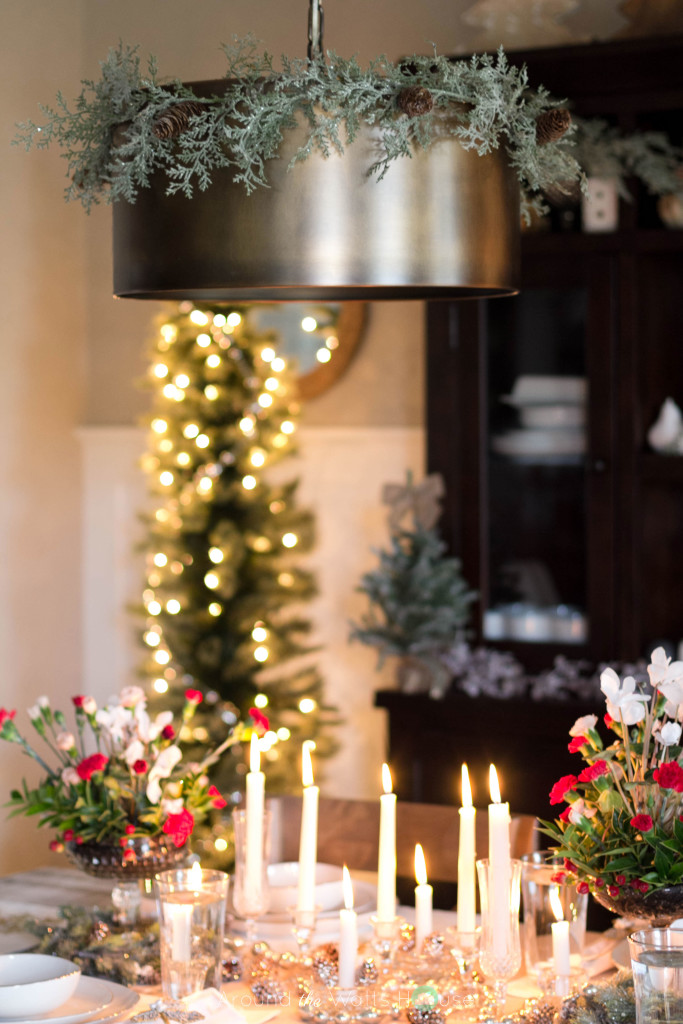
[
  {"xmin": 0, "ymin": 977, "xmax": 139, "ymax": 1024},
  {"xmin": 491, "ymin": 428, "xmax": 586, "ymax": 457},
  {"xmin": 518, "ymin": 404, "xmax": 586, "ymax": 429},
  {"xmin": 267, "ymin": 861, "xmax": 344, "ymax": 913},
  {"xmin": 505, "ymin": 375, "xmax": 587, "ymax": 405},
  {"xmin": 0, "ymin": 954, "xmax": 81, "ymax": 1019},
  {"xmin": 232, "ymin": 879, "xmax": 377, "ymax": 931}
]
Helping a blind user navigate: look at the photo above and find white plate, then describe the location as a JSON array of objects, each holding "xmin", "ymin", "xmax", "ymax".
[
  {"xmin": 491, "ymin": 428, "xmax": 586, "ymax": 457},
  {"xmin": 231, "ymin": 908, "xmax": 374, "ymax": 943},
  {"xmin": 0, "ymin": 934, "xmax": 38, "ymax": 955},
  {"xmin": 0, "ymin": 977, "xmax": 139, "ymax": 1024},
  {"xmin": 234, "ymin": 880, "xmax": 377, "ymax": 926}
]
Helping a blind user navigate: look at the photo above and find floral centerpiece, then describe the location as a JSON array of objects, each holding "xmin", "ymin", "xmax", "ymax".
[
  {"xmin": 0, "ymin": 685, "xmax": 264, "ymax": 865},
  {"xmin": 543, "ymin": 647, "xmax": 683, "ymax": 918}
]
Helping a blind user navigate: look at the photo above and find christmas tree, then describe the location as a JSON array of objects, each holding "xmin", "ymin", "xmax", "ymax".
[
  {"xmin": 137, "ymin": 303, "xmax": 335, "ymax": 839},
  {"xmin": 350, "ymin": 474, "xmax": 477, "ymax": 697}
]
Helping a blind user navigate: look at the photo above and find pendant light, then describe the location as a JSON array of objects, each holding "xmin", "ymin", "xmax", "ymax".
[{"xmin": 112, "ymin": 2, "xmax": 520, "ymax": 301}]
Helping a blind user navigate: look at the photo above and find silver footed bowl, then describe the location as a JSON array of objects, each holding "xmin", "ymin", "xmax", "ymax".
[{"xmin": 65, "ymin": 834, "xmax": 187, "ymax": 880}]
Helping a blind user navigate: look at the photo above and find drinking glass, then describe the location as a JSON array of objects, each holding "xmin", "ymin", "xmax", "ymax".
[
  {"xmin": 155, "ymin": 867, "xmax": 228, "ymax": 1000},
  {"xmin": 629, "ymin": 928, "xmax": 683, "ymax": 1024},
  {"xmin": 231, "ymin": 807, "xmax": 271, "ymax": 948},
  {"xmin": 476, "ymin": 858, "xmax": 523, "ymax": 1017}
]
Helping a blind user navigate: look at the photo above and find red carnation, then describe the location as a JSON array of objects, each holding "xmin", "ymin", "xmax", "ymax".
[
  {"xmin": 630, "ymin": 814, "xmax": 654, "ymax": 832},
  {"xmin": 123, "ymin": 849, "xmax": 136, "ymax": 862},
  {"xmin": 132, "ymin": 759, "xmax": 148, "ymax": 775},
  {"xmin": 564, "ymin": 859, "xmax": 576, "ymax": 871},
  {"xmin": 119, "ymin": 836, "xmax": 129, "ymax": 847},
  {"xmin": 638, "ymin": 881, "xmax": 650, "ymax": 893},
  {"xmin": 75, "ymin": 835, "xmax": 84, "ymax": 845},
  {"xmin": 72, "ymin": 696, "xmax": 86, "ymax": 708},
  {"xmin": 249, "ymin": 707, "xmax": 270, "ymax": 734},
  {"xmin": 616, "ymin": 874, "xmax": 627, "ymax": 884},
  {"xmin": 550, "ymin": 871, "xmax": 567, "ymax": 884},
  {"xmin": 162, "ymin": 808, "xmax": 195, "ymax": 848},
  {"xmin": 62, "ymin": 829, "xmax": 74, "ymax": 841},
  {"xmin": 576, "ymin": 882, "xmax": 590, "ymax": 895},
  {"xmin": 185, "ymin": 689, "xmax": 203, "ymax": 705},
  {"xmin": 549, "ymin": 774, "xmax": 578, "ymax": 805},
  {"xmin": 76, "ymin": 753, "xmax": 109, "ymax": 781},
  {"xmin": 578, "ymin": 760, "xmax": 609, "ymax": 783},
  {"xmin": 49, "ymin": 840, "xmax": 64, "ymax": 853},
  {"xmin": 595, "ymin": 877, "xmax": 605, "ymax": 888},
  {"xmin": 559, "ymin": 806, "xmax": 572, "ymax": 822},
  {"xmin": 604, "ymin": 713, "xmax": 614, "ymax": 728},
  {"xmin": 125, "ymin": 824, "xmax": 136, "ymax": 835},
  {"xmin": 568, "ymin": 735, "xmax": 588, "ymax": 753},
  {"xmin": 0, "ymin": 708, "xmax": 16, "ymax": 727},
  {"xmin": 608, "ymin": 885, "xmax": 620, "ymax": 897},
  {"xmin": 162, "ymin": 724, "xmax": 176, "ymax": 741},
  {"xmin": 653, "ymin": 761, "xmax": 683, "ymax": 792},
  {"xmin": 208, "ymin": 785, "xmax": 227, "ymax": 810}
]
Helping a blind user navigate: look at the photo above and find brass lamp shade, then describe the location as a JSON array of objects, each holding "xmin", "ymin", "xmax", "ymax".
[{"xmin": 113, "ymin": 90, "xmax": 520, "ymax": 300}]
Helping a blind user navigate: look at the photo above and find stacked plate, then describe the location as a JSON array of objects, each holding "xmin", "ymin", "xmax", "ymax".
[
  {"xmin": 492, "ymin": 376, "xmax": 587, "ymax": 459},
  {"xmin": 0, "ymin": 976, "xmax": 140, "ymax": 1024},
  {"xmin": 231, "ymin": 878, "xmax": 378, "ymax": 941}
]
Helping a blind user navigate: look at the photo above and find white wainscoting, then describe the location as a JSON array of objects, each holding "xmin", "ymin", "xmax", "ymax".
[{"xmin": 78, "ymin": 425, "xmax": 425, "ymax": 799}]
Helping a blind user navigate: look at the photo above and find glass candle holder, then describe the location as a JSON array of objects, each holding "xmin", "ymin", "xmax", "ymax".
[
  {"xmin": 521, "ymin": 853, "xmax": 588, "ymax": 979},
  {"xmin": 155, "ymin": 866, "xmax": 229, "ymax": 1000},
  {"xmin": 476, "ymin": 858, "xmax": 523, "ymax": 1018},
  {"xmin": 231, "ymin": 807, "xmax": 271, "ymax": 948}
]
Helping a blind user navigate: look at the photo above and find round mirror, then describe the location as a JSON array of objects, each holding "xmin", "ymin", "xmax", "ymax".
[{"xmin": 247, "ymin": 302, "xmax": 367, "ymax": 399}]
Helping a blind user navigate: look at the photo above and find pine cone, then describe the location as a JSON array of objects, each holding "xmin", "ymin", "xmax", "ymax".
[
  {"xmin": 152, "ymin": 101, "xmax": 206, "ymax": 140},
  {"xmin": 536, "ymin": 108, "xmax": 572, "ymax": 145},
  {"xmin": 397, "ymin": 86, "xmax": 434, "ymax": 117}
]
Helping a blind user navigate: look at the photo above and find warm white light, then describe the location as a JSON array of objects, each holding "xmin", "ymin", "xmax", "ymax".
[
  {"xmin": 281, "ymin": 421, "xmax": 295, "ymax": 434},
  {"xmin": 213, "ymin": 313, "xmax": 226, "ymax": 327},
  {"xmin": 261, "ymin": 347, "xmax": 275, "ymax": 362},
  {"xmin": 148, "ymin": 600, "xmax": 162, "ymax": 615},
  {"xmin": 489, "ymin": 764, "xmax": 502, "ymax": 804},
  {"xmin": 279, "ymin": 572, "xmax": 294, "ymax": 587},
  {"xmin": 170, "ymin": 561, "xmax": 184, "ymax": 574},
  {"xmin": 160, "ymin": 323, "xmax": 177, "ymax": 343},
  {"xmin": 258, "ymin": 393, "xmax": 273, "ymax": 408},
  {"xmin": 302, "ymin": 743, "xmax": 315, "ymax": 787},
  {"xmin": 177, "ymin": 452, "xmax": 191, "ymax": 467},
  {"xmin": 282, "ymin": 533, "xmax": 298, "ymax": 548},
  {"xmin": 162, "ymin": 384, "xmax": 177, "ymax": 399},
  {"xmin": 252, "ymin": 537, "xmax": 271, "ymax": 552},
  {"xmin": 190, "ymin": 310, "xmax": 209, "ymax": 325},
  {"xmin": 250, "ymin": 734, "xmax": 261, "ymax": 772},
  {"xmin": 155, "ymin": 509, "xmax": 169, "ymax": 523},
  {"xmin": 299, "ymin": 698, "xmax": 316, "ymax": 714},
  {"xmin": 184, "ymin": 423, "xmax": 200, "ymax": 439},
  {"xmin": 198, "ymin": 478, "xmax": 213, "ymax": 493},
  {"xmin": 204, "ymin": 385, "xmax": 219, "ymax": 400},
  {"xmin": 148, "ymin": 572, "xmax": 161, "ymax": 587},
  {"xmin": 145, "ymin": 631, "xmax": 161, "ymax": 647},
  {"xmin": 227, "ymin": 312, "xmax": 242, "ymax": 327},
  {"xmin": 254, "ymin": 646, "xmax": 269, "ymax": 662},
  {"xmin": 196, "ymin": 434, "xmax": 210, "ymax": 448},
  {"xmin": 206, "ymin": 354, "xmax": 221, "ymax": 368},
  {"xmin": 166, "ymin": 599, "xmax": 181, "ymax": 614},
  {"xmin": 208, "ymin": 602, "xmax": 222, "ymax": 616},
  {"xmin": 272, "ymin": 435, "xmax": 287, "ymax": 449},
  {"xmin": 208, "ymin": 547, "xmax": 224, "ymax": 564},
  {"xmin": 196, "ymin": 332, "xmax": 211, "ymax": 348},
  {"xmin": 175, "ymin": 374, "xmax": 190, "ymax": 388},
  {"xmin": 153, "ymin": 553, "xmax": 168, "ymax": 567},
  {"xmin": 153, "ymin": 678, "xmax": 169, "ymax": 694},
  {"xmin": 326, "ymin": 335, "xmax": 339, "ymax": 350},
  {"xmin": 549, "ymin": 887, "xmax": 565, "ymax": 922},
  {"xmin": 270, "ymin": 500, "xmax": 285, "ymax": 513},
  {"xmin": 159, "ymin": 471, "xmax": 174, "ymax": 486},
  {"xmin": 151, "ymin": 418, "xmax": 168, "ymax": 434},
  {"xmin": 153, "ymin": 363, "xmax": 169, "ymax": 378},
  {"xmin": 189, "ymin": 861, "xmax": 203, "ymax": 890},
  {"xmin": 272, "ymin": 357, "xmax": 286, "ymax": 372},
  {"xmin": 204, "ymin": 572, "xmax": 219, "ymax": 589},
  {"xmin": 316, "ymin": 348, "xmax": 332, "ymax": 363},
  {"xmin": 242, "ymin": 475, "xmax": 257, "ymax": 490},
  {"xmin": 252, "ymin": 625, "xmax": 268, "ymax": 642},
  {"xmin": 159, "ymin": 439, "xmax": 173, "ymax": 453},
  {"xmin": 265, "ymin": 377, "xmax": 278, "ymax": 392},
  {"xmin": 155, "ymin": 650, "xmax": 171, "ymax": 665},
  {"xmin": 254, "ymin": 693, "xmax": 269, "ymax": 708},
  {"xmin": 382, "ymin": 763, "xmax": 393, "ymax": 795},
  {"xmin": 240, "ymin": 416, "xmax": 255, "ymax": 434},
  {"xmin": 461, "ymin": 763, "xmax": 473, "ymax": 808},
  {"xmin": 250, "ymin": 450, "xmax": 266, "ymax": 468},
  {"xmin": 301, "ymin": 316, "xmax": 317, "ymax": 333},
  {"xmin": 277, "ymin": 727, "xmax": 290, "ymax": 741},
  {"xmin": 414, "ymin": 843, "xmax": 428, "ymax": 886},
  {"xmin": 342, "ymin": 865, "xmax": 354, "ymax": 910},
  {"xmin": 214, "ymin": 837, "xmax": 228, "ymax": 852}
]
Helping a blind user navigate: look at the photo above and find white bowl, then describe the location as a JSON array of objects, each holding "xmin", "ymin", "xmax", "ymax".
[
  {"xmin": 506, "ymin": 375, "xmax": 587, "ymax": 405},
  {"xmin": 0, "ymin": 954, "xmax": 81, "ymax": 1018},
  {"xmin": 267, "ymin": 862, "xmax": 344, "ymax": 913},
  {"xmin": 518, "ymin": 404, "xmax": 586, "ymax": 429}
]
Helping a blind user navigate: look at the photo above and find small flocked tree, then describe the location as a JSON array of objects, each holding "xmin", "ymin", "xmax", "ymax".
[
  {"xmin": 137, "ymin": 303, "xmax": 335, "ymax": 854},
  {"xmin": 350, "ymin": 474, "xmax": 477, "ymax": 697}
]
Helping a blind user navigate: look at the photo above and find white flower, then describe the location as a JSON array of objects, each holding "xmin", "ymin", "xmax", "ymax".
[
  {"xmin": 659, "ymin": 721, "xmax": 683, "ymax": 746},
  {"xmin": 146, "ymin": 745, "xmax": 183, "ymax": 804},
  {"xmin": 569, "ymin": 714, "xmax": 598, "ymax": 737},
  {"xmin": 96, "ymin": 705, "xmax": 133, "ymax": 743},
  {"xmin": 61, "ymin": 767, "xmax": 80, "ymax": 786},
  {"xmin": 37, "ymin": 696, "xmax": 49, "ymax": 708},
  {"xmin": 124, "ymin": 739, "xmax": 145, "ymax": 766},
  {"xmin": 56, "ymin": 732, "xmax": 75, "ymax": 751},
  {"xmin": 649, "ymin": 647, "xmax": 683, "ymax": 707},
  {"xmin": 119, "ymin": 686, "xmax": 146, "ymax": 709},
  {"xmin": 600, "ymin": 667, "xmax": 650, "ymax": 725},
  {"xmin": 161, "ymin": 797, "xmax": 184, "ymax": 816},
  {"xmin": 81, "ymin": 696, "xmax": 97, "ymax": 715},
  {"xmin": 27, "ymin": 704, "xmax": 42, "ymax": 721},
  {"xmin": 568, "ymin": 799, "xmax": 597, "ymax": 825}
]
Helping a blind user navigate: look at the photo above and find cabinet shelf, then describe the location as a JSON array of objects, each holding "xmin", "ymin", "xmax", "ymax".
[
  {"xmin": 522, "ymin": 228, "xmax": 683, "ymax": 256},
  {"xmin": 640, "ymin": 452, "xmax": 683, "ymax": 482}
]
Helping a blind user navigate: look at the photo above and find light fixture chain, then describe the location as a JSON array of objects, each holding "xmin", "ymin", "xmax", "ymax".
[{"xmin": 307, "ymin": 0, "xmax": 324, "ymax": 62}]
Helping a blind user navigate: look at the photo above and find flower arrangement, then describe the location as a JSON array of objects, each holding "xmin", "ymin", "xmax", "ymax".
[
  {"xmin": 543, "ymin": 647, "xmax": 683, "ymax": 898},
  {"xmin": 0, "ymin": 686, "xmax": 264, "ymax": 853}
]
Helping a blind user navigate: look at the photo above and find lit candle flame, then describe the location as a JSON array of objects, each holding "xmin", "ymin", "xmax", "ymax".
[
  {"xmin": 250, "ymin": 733, "xmax": 261, "ymax": 773},
  {"xmin": 461, "ymin": 764, "xmax": 473, "ymax": 808},
  {"xmin": 302, "ymin": 742, "xmax": 314, "ymax": 787},
  {"xmin": 489, "ymin": 763, "xmax": 501, "ymax": 804},
  {"xmin": 342, "ymin": 864, "xmax": 354, "ymax": 910},
  {"xmin": 549, "ymin": 886, "xmax": 564, "ymax": 922},
  {"xmin": 190, "ymin": 859, "xmax": 203, "ymax": 893},
  {"xmin": 382, "ymin": 763, "xmax": 393, "ymax": 795},
  {"xmin": 414, "ymin": 843, "xmax": 428, "ymax": 886}
]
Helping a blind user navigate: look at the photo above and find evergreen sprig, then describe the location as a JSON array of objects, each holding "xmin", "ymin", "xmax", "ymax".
[
  {"xmin": 13, "ymin": 38, "xmax": 582, "ymax": 212},
  {"xmin": 570, "ymin": 117, "xmax": 683, "ymax": 199}
]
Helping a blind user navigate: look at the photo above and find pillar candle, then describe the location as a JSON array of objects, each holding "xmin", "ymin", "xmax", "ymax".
[
  {"xmin": 168, "ymin": 898, "xmax": 193, "ymax": 962},
  {"xmin": 338, "ymin": 865, "xmax": 358, "ymax": 988},
  {"xmin": 488, "ymin": 764, "xmax": 511, "ymax": 958},
  {"xmin": 376, "ymin": 763, "xmax": 397, "ymax": 922},
  {"xmin": 414, "ymin": 843, "xmax": 433, "ymax": 952},
  {"xmin": 457, "ymin": 763, "xmax": 477, "ymax": 933},
  {"xmin": 297, "ymin": 743, "xmax": 319, "ymax": 914},
  {"xmin": 246, "ymin": 734, "xmax": 265, "ymax": 900},
  {"xmin": 549, "ymin": 887, "xmax": 571, "ymax": 975}
]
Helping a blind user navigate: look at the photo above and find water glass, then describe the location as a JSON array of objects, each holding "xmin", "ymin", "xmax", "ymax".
[
  {"xmin": 521, "ymin": 853, "xmax": 588, "ymax": 978},
  {"xmin": 155, "ymin": 867, "xmax": 229, "ymax": 999},
  {"xmin": 476, "ymin": 858, "xmax": 523, "ymax": 1016},
  {"xmin": 629, "ymin": 928, "xmax": 683, "ymax": 1024}
]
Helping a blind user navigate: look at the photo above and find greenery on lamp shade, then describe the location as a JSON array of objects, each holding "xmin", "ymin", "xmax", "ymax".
[
  {"xmin": 137, "ymin": 303, "xmax": 335, "ymax": 822},
  {"xmin": 350, "ymin": 475, "xmax": 477, "ymax": 695}
]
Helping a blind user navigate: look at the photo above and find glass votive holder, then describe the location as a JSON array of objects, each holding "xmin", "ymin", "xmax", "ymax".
[
  {"xmin": 521, "ymin": 853, "xmax": 588, "ymax": 979},
  {"xmin": 369, "ymin": 915, "xmax": 403, "ymax": 971},
  {"xmin": 629, "ymin": 928, "xmax": 683, "ymax": 1024},
  {"xmin": 155, "ymin": 866, "xmax": 229, "ymax": 1000},
  {"xmin": 536, "ymin": 963, "xmax": 587, "ymax": 1000}
]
